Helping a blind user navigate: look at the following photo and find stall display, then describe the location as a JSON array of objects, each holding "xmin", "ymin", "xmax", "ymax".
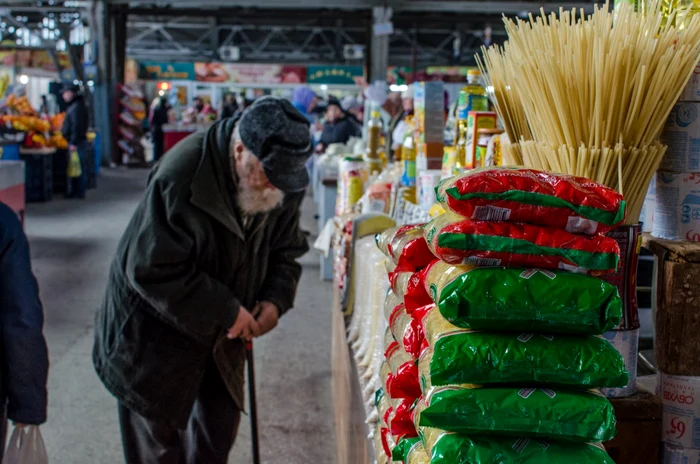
[{"xmin": 116, "ymin": 84, "xmax": 146, "ymax": 165}]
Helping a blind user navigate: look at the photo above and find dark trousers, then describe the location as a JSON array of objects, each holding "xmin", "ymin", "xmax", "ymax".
[
  {"xmin": 0, "ymin": 403, "xmax": 6, "ymax": 463},
  {"xmin": 67, "ymin": 141, "xmax": 88, "ymax": 199},
  {"xmin": 152, "ymin": 128, "xmax": 164, "ymax": 162},
  {"xmin": 119, "ymin": 360, "xmax": 240, "ymax": 464}
]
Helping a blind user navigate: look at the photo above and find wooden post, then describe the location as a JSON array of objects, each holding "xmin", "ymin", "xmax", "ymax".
[{"xmin": 647, "ymin": 238, "xmax": 700, "ymax": 375}]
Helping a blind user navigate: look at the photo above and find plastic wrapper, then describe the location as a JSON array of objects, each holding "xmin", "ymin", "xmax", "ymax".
[
  {"xmin": 425, "ymin": 212, "xmax": 620, "ymax": 274},
  {"xmin": 390, "ymin": 304, "xmax": 433, "ymax": 359},
  {"xmin": 436, "ymin": 167, "xmax": 626, "ymax": 235},
  {"xmin": 389, "ymin": 398, "xmax": 418, "ymax": 439},
  {"xmin": 425, "ymin": 261, "xmax": 622, "ymax": 334},
  {"xmin": 393, "ymin": 437, "xmax": 430, "ymax": 464},
  {"xmin": 391, "ymin": 269, "xmax": 434, "ymax": 313},
  {"xmin": 376, "ymin": 224, "xmax": 436, "ymax": 272},
  {"xmin": 386, "ymin": 342, "xmax": 422, "ymax": 401},
  {"xmin": 419, "ymin": 310, "xmax": 628, "ymax": 388},
  {"xmin": 416, "ymin": 386, "xmax": 616, "ymax": 443},
  {"xmin": 421, "ymin": 427, "xmax": 615, "ymax": 464}
]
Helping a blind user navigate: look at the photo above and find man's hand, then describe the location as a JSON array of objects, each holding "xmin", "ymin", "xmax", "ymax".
[
  {"xmin": 252, "ymin": 301, "xmax": 279, "ymax": 336},
  {"xmin": 227, "ymin": 307, "xmax": 260, "ymax": 341}
]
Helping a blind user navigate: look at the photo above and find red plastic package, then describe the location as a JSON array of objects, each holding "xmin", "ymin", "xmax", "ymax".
[
  {"xmin": 376, "ymin": 224, "xmax": 436, "ymax": 272},
  {"xmin": 389, "ymin": 399, "xmax": 418, "ymax": 439},
  {"xmin": 436, "ymin": 167, "xmax": 626, "ymax": 235},
  {"xmin": 385, "ymin": 342, "xmax": 422, "ymax": 401},
  {"xmin": 425, "ymin": 213, "xmax": 620, "ymax": 275},
  {"xmin": 389, "ymin": 304, "xmax": 433, "ymax": 359}
]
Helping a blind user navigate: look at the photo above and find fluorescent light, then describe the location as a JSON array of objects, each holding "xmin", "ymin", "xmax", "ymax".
[
  {"xmin": 87, "ymin": 80, "xmax": 94, "ymax": 87},
  {"xmin": 320, "ymin": 84, "xmax": 328, "ymax": 91},
  {"xmin": 390, "ymin": 84, "xmax": 408, "ymax": 92},
  {"xmin": 158, "ymin": 90, "xmax": 165, "ymax": 96},
  {"xmin": 19, "ymin": 74, "xmax": 28, "ymax": 85}
]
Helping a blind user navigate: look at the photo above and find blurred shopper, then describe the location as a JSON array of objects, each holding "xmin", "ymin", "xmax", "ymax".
[
  {"xmin": 61, "ymin": 84, "xmax": 89, "ymax": 199},
  {"xmin": 383, "ymin": 91, "xmax": 405, "ymax": 158},
  {"xmin": 341, "ymin": 95, "xmax": 364, "ymax": 125},
  {"xmin": 219, "ymin": 93, "xmax": 239, "ymax": 119},
  {"xmin": 391, "ymin": 86, "xmax": 415, "ymax": 153},
  {"xmin": 291, "ymin": 86, "xmax": 318, "ymax": 123},
  {"xmin": 150, "ymin": 97, "xmax": 170, "ymax": 163},
  {"xmin": 316, "ymin": 98, "xmax": 361, "ymax": 152},
  {"xmin": 0, "ymin": 202, "xmax": 49, "ymax": 462},
  {"xmin": 93, "ymin": 97, "xmax": 312, "ymax": 464}
]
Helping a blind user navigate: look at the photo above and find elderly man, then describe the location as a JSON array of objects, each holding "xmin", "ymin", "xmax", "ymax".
[{"xmin": 93, "ymin": 97, "xmax": 312, "ymax": 464}]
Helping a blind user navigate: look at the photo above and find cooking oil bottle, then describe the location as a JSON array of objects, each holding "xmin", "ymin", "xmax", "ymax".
[
  {"xmin": 366, "ymin": 107, "xmax": 383, "ymax": 160},
  {"xmin": 454, "ymin": 69, "xmax": 489, "ymax": 145},
  {"xmin": 401, "ymin": 129, "xmax": 417, "ymax": 203}
]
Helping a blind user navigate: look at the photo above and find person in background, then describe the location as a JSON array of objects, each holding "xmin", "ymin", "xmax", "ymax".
[
  {"xmin": 150, "ymin": 97, "xmax": 170, "ymax": 163},
  {"xmin": 291, "ymin": 86, "xmax": 318, "ymax": 123},
  {"xmin": 391, "ymin": 86, "xmax": 415, "ymax": 153},
  {"xmin": 39, "ymin": 95, "xmax": 49, "ymax": 116},
  {"xmin": 93, "ymin": 97, "xmax": 312, "ymax": 464},
  {"xmin": 61, "ymin": 84, "xmax": 89, "ymax": 199},
  {"xmin": 382, "ymin": 92, "xmax": 405, "ymax": 159},
  {"xmin": 193, "ymin": 96, "xmax": 205, "ymax": 115},
  {"xmin": 0, "ymin": 202, "xmax": 49, "ymax": 462},
  {"xmin": 220, "ymin": 93, "xmax": 239, "ymax": 120},
  {"xmin": 316, "ymin": 98, "xmax": 362, "ymax": 153},
  {"xmin": 341, "ymin": 95, "xmax": 364, "ymax": 126}
]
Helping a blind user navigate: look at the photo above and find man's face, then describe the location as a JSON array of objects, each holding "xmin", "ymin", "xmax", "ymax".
[
  {"xmin": 402, "ymin": 97, "xmax": 414, "ymax": 114},
  {"xmin": 233, "ymin": 142, "xmax": 284, "ymax": 214},
  {"xmin": 326, "ymin": 105, "xmax": 342, "ymax": 122},
  {"xmin": 62, "ymin": 90, "xmax": 74, "ymax": 103},
  {"xmin": 308, "ymin": 96, "xmax": 318, "ymax": 112}
]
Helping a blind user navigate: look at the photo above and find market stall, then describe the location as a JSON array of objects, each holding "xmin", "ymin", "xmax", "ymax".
[{"xmin": 326, "ymin": 3, "xmax": 700, "ymax": 464}]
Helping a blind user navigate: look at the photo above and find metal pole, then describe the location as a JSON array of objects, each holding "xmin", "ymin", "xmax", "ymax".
[{"xmin": 246, "ymin": 341, "xmax": 261, "ymax": 464}]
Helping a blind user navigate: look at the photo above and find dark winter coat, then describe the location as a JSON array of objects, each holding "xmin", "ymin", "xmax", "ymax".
[
  {"xmin": 319, "ymin": 115, "xmax": 361, "ymax": 148},
  {"xmin": 0, "ymin": 202, "xmax": 49, "ymax": 425},
  {"xmin": 92, "ymin": 118, "xmax": 309, "ymax": 428},
  {"xmin": 61, "ymin": 95, "xmax": 89, "ymax": 146}
]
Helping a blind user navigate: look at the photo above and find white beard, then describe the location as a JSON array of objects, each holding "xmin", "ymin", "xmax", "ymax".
[{"xmin": 237, "ymin": 178, "xmax": 285, "ymax": 214}]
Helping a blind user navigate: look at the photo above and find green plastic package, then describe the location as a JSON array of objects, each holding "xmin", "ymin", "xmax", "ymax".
[
  {"xmin": 417, "ymin": 386, "xmax": 616, "ymax": 443},
  {"xmin": 393, "ymin": 437, "xmax": 422, "ymax": 462},
  {"xmin": 420, "ymin": 329, "xmax": 628, "ymax": 389},
  {"xmin": 425, "ymin": 262, "xmax": 622, "ymax": 334},
  {"xmin": 422, "ymin": 428, "xmax": 615, "ymax": 464}
]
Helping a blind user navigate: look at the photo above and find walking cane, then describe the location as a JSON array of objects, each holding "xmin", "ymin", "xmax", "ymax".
[{"xmin": 246, "ymin": 341, "xmax": 261, "ymax": 464}]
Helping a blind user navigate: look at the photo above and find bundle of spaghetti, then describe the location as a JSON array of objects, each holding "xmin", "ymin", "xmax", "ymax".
[
  {"xmin": 502, "ymin": 2, "xmax": 700, "ymax": 150},
  {"xmin": 476, "ymin": 0, "xmax": 700, "ymax": 224},
  {"xmin": 520, "ymin": 140, "xmax": 667, "ymax": 223},
  {"xmin": 476, "ymin": 44, "xmax": 532, "ymax": 144}
]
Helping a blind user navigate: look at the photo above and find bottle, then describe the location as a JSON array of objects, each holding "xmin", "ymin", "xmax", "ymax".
[
  {"xmin": 454, "ymin": 70, "xmax": 489, "ymax": 144},
  {"xmin": 401, "ymin": 129, "xmax": 417, "ymax": 203},
  {"xmin": 366, "ymin": 109, "xmax": 383, "ymax": 160}
]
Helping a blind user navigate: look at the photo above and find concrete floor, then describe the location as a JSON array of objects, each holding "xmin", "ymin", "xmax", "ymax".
[{"xmin": 25, "ymin": 168, "xmax": 335, "ymax": 463}]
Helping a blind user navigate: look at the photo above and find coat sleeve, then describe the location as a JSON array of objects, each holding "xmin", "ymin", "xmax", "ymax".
[
  {"xmin": 61, "ymin": 108, "xmax": 74, "ymax": 145},
  {"xmin": 257, "ymin": 194, "xmax": 310, "ymax": 315},
  {"xmin": 0, "ymin": 205, "xmax": 48, "ymax": 425},
  {"xmin": 124, "ymin": 179, "xmax": 240, "ymax": 339}
]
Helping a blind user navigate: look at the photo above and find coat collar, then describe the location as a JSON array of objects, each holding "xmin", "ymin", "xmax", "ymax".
[{"xmin": 189, "ymin": 118, "xmax": 245, "ymax": 240}]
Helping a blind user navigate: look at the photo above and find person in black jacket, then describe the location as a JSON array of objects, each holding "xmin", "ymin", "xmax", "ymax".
[
  {"xmin": 0, "ymin": 202, "xmax": 49, "ymax": 462},
  {"xmin": 315, "ymin": 98, "xmax": 361, "ymax": 152},
  {"xmin": 61, "ymin": 84, "xmax": 89, "ymax": 199},
  {"xmin": 219, "ymin": 93, "xmax": 239, "ymax": 120},
  {"xmin": 150, "ymin": 97, "xmax": 170, "ymax": 162}
]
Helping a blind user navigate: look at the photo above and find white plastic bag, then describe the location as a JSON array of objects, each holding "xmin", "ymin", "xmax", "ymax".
[{"xmin": 3, "ymin": 425, "xmax": 48, "ymax": 464}]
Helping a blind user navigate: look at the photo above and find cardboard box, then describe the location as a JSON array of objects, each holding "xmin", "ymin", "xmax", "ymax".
[{"xmin": 413, "ymin": 82, "xmax": 444, "ymax": 147}]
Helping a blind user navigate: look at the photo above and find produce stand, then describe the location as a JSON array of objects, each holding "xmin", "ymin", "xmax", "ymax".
[
  {"xmin": 20, "ymin": 147, "xmax": 54, "ymax": 202},
  {"xmin": 0, "ymin": 139, "xmax": 21, "ymax": 161},
  {"xmin": 0, "ymin": 160, "xmax": 25, "ymax": 224},
  {"xmin": 163, "ymin": 123, "xmax": 208, "ymax": 153}
]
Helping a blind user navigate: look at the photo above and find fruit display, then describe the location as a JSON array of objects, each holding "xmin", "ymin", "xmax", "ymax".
[
  {"xmin": 50, "ymin": 113, "xmax": 65, "ymax": 131},
  {"xmin": 0, "ymin": 74, "xmax": 9, "ymax": 100},
  {"xmin": 2, "ymin": 115, "xmax": 51, "ymax": 133},
  {"xmin": 4, "ymin": 94, "xmax": 37, "ymax": 116}
]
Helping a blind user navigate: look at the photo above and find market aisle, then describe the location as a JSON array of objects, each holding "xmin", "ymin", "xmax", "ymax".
[{"xmin": 25, "ymin": 168, "xmax": 335, "ymax": 463}]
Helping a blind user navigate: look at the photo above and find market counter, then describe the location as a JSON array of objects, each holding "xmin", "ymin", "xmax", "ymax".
[
  {"xmin": 163, "ymin": 123, "xmax": 211, "ymax": 153},
  {"xmin": 0, "ymin": 160, "xmax": 25, "ymax": 224},
  {"xmin": 0, "ymin": 140, "xmax": 21, "ymax": 161}
]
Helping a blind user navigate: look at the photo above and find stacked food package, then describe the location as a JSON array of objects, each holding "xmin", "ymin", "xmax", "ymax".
[
  {"xmin": 368, "ymin": 167, "xmax": 632, "ymax": 463},
  {"xmin": 116, "ymin": 84, "xmax": 146, "ymax": 165}
]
